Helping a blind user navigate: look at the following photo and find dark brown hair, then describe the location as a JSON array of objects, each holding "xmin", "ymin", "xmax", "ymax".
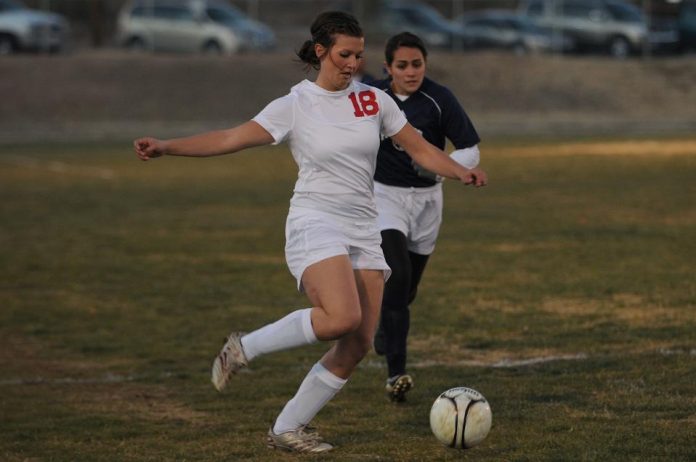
[
  {"xmin": 297, "ymin": 11, "xmax": 363, "ymax": 70},
  {"xmin": 385, "ymin": 32, "xmax": 428, "ymax": 65}
]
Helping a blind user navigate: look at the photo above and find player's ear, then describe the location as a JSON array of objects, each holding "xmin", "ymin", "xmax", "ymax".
[
  {"xmin": 384, "ymin": 61, "xmax": 393, "ymax": 77},
  {"xmin": 315, "ymin": 43, "xmax": 327, "ymax": 60}
]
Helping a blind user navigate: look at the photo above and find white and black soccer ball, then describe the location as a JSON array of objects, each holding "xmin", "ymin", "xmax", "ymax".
[{"xmin": 429, "ymin": 387, "xmax": 492, "ymax": 449}]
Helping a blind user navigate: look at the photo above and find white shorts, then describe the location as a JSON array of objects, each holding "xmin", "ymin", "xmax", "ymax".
[
  {"xmin": 374, "ymin": 181, "xmax": 443, "ymax": 255},
  {"xmin": 285, "ymin": 206, "xmax": 392, "ymax": 292}
]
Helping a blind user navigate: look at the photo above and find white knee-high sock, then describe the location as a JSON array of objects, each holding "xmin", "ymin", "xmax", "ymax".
[
  {"xmin": 273, "ymin": 362, "xmax": 347, "ymax": 435},
  {"xmin": 241, "ymin": 308, "xmax": 317, "ymax": 362}
]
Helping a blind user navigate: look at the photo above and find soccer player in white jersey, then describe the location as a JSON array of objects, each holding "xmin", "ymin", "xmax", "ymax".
[
  {"xmin": 370, "ymin": 32, "xmax": 483, "ymax": 403},
  {"xmin": 133, "ymin": 12, "xmax": 487, "ymax": 454}
]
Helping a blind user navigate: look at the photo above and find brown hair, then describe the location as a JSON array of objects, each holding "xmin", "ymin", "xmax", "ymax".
[
  {"xmin": 296, "ymin": 11, "xmax": 363, "ymax": 70},
  {"xmin": 385, "ymin": 32, "xmax": 428, "ymax": 65}
]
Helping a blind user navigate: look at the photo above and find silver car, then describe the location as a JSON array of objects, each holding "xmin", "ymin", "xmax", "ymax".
[
  {"xmin": 117, "ymin": 0, "xmax": 243, "ymax": 55},
  {"xmin": 203, "ymin": 1, "xmax": 275, "ymax": 51},
  {"xmin": 455, "ymin": 10, "xmax": 572, "ymax": 54},
  {"xmin": 519, "ymin": 0, "xmax": 678, "ymax": 57},
  {"xmin": 0, "ymin": 0, "xmax": 69, "ymax": 54}
]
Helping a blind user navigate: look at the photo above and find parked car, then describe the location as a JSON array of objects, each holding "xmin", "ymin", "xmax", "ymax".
[
  {"xmin": 518, "ymin": 0, "xmax": 679, "ymax": 57},
  {"xmin": 117, "ymin": 0, "xmax": 274, "ymax": 55},
  {"xmin": 678, "ymin": 0, "xmax": 696, "ymax": 51},
  {"xmin": 377, "ymin": 0, "xmax": 466, "ymax": 49},
  {"xmin": 200, "ymin": 1, "xmax": 274, "ymax": 51},
  {"xmin": 0, "ymin": 0, "xmax": 69, "ymax": 54},
  {"xmin": 454, "ymin": 10, "xmax": 571, "ymax": 54}
]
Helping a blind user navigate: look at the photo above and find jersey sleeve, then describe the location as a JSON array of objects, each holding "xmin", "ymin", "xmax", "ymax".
[
  {"xmin": 377, "ymin": 89, "xmax": 407, "ymax": 138},
  {"xmin": 439, "ymin": 87, "xmax": 480, "ymax": 149},
  {"xmin": 252, "ymin": 94, "xmax": 295, "ymax": 145}
]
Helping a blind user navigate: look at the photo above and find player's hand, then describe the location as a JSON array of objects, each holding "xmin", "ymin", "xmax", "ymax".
[
  {"xmin": 458, "ymin": 167, "xmax": 487, "ymax": 187},
  {"xmin": 133, "ymin": 137, "xmax": 166, "ymax": 161}
]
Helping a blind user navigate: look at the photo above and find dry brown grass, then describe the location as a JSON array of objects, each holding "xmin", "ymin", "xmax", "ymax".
[
  {"xmin": 1, "ymin": 333, "xmax": 212, "ymax": 426},
  {"xmin": 408, "ymin": 333, "xmax": 582, "ymax": 367},
  {"xmin": 70, "ymin": 385, "xmax": 211, "ymax": 424},
  {"xmin": 499, "ymin": 139, "xmax": 696, "ymax": 158},
  {"xmin": 540, "ymin": 295, "xmax": 693, "ymax": 328}
]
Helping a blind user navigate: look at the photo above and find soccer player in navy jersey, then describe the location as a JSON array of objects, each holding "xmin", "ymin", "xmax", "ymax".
[{"xmin": 371, "ymin": 32, "xmax": 483, "ymax": 402}]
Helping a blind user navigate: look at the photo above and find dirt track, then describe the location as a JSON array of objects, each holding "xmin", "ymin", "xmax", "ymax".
[{"xmin": 2, "ymin": 50, "xmax": 696, "ymax": 142}]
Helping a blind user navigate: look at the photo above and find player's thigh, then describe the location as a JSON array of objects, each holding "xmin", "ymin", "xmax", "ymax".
[
  {"xmin": 409, "ymin": 186, "xmax": 443, "ymax": 255},
  {"xmin": 380, "ymin": 229, "xmax": 410, "ymax": 269},
  {"xmin": 381, "ymin": 229, "xmax": 413, "ymax": 305},
  {"xmin": 302, "ymin": 254, "xmax": 362, "ymax": 319}
]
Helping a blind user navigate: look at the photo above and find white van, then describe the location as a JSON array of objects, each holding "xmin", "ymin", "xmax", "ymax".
[
  {"xmin": 0, "ymin": 0, "xmax": 69, "ymax": 54},
  {"xmin": 117, "ymin": 0, "xmax": 241, "ymax": 55}
]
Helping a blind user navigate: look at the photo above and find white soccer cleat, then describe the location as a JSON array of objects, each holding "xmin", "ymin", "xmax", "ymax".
[
  {"xmin": 266, "ymin": 426, "xmax": 334, "ymax": 453},
  {"xmin": 211, "ymin": 331, "xmax": 248, "ymax": 391}
]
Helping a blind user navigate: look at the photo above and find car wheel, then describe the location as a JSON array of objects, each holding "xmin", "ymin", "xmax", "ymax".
[
  {"xmin": 125, "ymin": 37, "xmax": 147, "ymax": 52},
  {"xmin": 0, "ymin": 35, "xmax": 17, "ymax": 55},
  {"xmin": 609, "ymin": 36, "xmax": 630, "ymax": 58},
  {"xmin": 202, "ymin": 40, "xmax": 222, "ymax": 55}
]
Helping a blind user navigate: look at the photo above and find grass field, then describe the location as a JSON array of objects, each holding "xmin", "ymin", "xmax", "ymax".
[{"xmin": 1, "ymin": 138, "xmax": 694, "ymax": 461}]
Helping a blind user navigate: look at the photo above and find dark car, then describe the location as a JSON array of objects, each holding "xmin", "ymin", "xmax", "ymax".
[
  {"xmin": 679, "ymin": 0, "xmax": 696, "ymax": 51},
  {"xmin": 455, "ymin": 10, "xmax": 571, "ymax": 54},
  {"xmin": 378, "ymin": 0, "xmax": 466, "ymax": 49}
]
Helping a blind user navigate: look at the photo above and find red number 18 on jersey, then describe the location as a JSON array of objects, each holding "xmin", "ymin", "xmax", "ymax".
[{"xmin": 348, "ymin": 91, "xmax": 379, "ymax": 117}]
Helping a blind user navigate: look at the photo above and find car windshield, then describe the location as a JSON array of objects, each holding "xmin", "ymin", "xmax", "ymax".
[
  {"xmin": 395, "ymin": 5, "xmax": 450, "ymax": 29},
  {"xmin": 461, "ymin": 14, "xmax": 542, "ymax": 33},
  {"xmin": 525, "ymin": 0, "xmax": 544, "ymax": 17},
  {"xmin": 421, "ymin": 8, "xmax": 452, "ymax": 28},
  {"xmin": 606, "ymin": 1, "xmax": 643, "ymax": 23},
  {"xmin": 0, "ymin": 0, "xmax": 26, "ymax": 12},
  {"xmin": 515, "ymin": 17, "xmax": 545, "ymax": 33},
  {"xmin": 206, "ymin": 5, "xmax": 245, "ymax": 26}
]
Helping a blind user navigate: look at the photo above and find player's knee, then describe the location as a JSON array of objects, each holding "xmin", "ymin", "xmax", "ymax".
[
  {"xmin": 325, "ymin": 308, "xmax": 362, "ymax": 338},
  {"xmin": 384, "ymin": 283, "xmax": 411, "ymax": 310},
  {"xmin": 389, "ymin": 261, "xmax": 411, "ymax": 288}
]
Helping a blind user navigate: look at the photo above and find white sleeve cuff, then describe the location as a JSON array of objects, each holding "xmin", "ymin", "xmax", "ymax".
[{"xmin": 450, "ymin": 145, "xmax": 480, "ymax": 169}]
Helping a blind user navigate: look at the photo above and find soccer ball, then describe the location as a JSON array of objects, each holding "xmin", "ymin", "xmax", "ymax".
[{"xmin": 429, "ymin": 387, "xmax": 492, "ymax": 449}]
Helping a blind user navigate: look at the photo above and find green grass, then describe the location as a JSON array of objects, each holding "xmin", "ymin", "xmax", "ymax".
[{"xmin": 1, "ymin": 139, "xmax": 694, "ymax": 461}]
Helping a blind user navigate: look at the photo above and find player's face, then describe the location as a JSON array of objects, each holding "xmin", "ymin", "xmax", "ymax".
[
  {"xmin": 316, "ymin": 34, "xmax": 365, "ymax": 91},
  {"xmin": 386, "ymin": 46, "xmax": 426, "ymax": 95}
]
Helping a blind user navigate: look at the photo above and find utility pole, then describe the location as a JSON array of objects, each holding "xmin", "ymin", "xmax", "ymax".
[
  {"xmin": 89, "ymin": 0, "xmax": 105, "ymax": 47},
  {"xmin": 642, "ymin": 0, "xmax": 651, "ymax": 58},
  {"xmin": 452, "ymin": 0, "xmax": 464, "ymax": 52}
]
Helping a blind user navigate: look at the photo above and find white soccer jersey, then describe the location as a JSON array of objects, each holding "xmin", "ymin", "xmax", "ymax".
[{"xmin": 253, "ymin": 79, "xmax": 407, "ymax": 218}]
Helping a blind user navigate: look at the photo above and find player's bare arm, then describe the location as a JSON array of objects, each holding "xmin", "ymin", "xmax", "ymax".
[
  {"xmin": 391, "ymin": 124, "xmax": 487, "ymax": 187},
  {"xmin": 134, "ymin": 120, "xmax": 274, "ymax": 161}
]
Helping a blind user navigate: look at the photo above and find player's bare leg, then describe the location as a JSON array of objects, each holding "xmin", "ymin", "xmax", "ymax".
[
  {"xmin": 318, "ymin": 268, "xmax": 384, "ymax": 379},
  {"xmin": 267, "ymin": 259, "xmax": 384, "ymax": 453}
]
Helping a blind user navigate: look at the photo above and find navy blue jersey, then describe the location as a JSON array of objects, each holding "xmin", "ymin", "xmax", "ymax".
[{"xmin": 371, "ymin": 76, "xmax": 480, "ymax": 188}]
